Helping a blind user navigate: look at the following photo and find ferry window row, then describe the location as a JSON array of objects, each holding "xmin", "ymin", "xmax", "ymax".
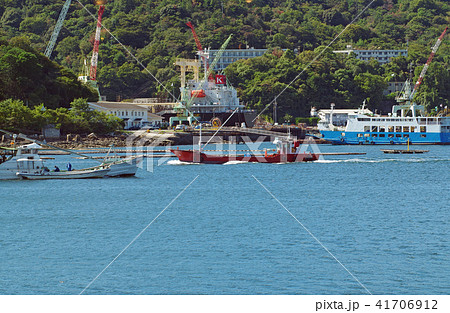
[
  {"xmin": 357, "ymin": 133, "xmax": 427, "ymax": 138},
  {"xmin": 357, "ymin": 117, "xmax": 442, "ymax": 124},
  {"xmin": 363, "ymin": 126, "xmax": 426, "ymax": 132}
]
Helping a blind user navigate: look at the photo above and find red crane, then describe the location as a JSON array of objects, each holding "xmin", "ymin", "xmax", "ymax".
[
  {"xmin": 186, "ymin": 21, "xmax": 210, "ymax": 72},
  {"xmin": 410, "ymin": 26, "xmax": 448, "ymax": 100},
  {"xmin": 90, "ymin": 2, "xmax": 106, "ymax": 81},
  {"xmin": 186, "ymin": 22, "xmax": 203, "ymax": 52}
]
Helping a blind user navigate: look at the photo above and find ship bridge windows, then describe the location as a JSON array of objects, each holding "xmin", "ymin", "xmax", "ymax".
[{"xmin": 357, "ymin": 118, "xmax": 370, "ymax": 121}]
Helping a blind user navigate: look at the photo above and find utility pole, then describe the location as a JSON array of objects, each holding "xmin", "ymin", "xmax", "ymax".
[{"xmin": 273, "ymin": 98, "xmax": 278, "ymax": 125}]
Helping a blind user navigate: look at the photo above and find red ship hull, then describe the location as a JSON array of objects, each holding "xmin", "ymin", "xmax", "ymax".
[{"xmin": 170, "ymin": 149, "xmax": 319, "ymax": 164}]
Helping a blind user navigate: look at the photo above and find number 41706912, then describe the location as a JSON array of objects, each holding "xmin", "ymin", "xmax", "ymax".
[{"xmin": 376, "ymin": 300, "xmax": 437, "ymax": 310}]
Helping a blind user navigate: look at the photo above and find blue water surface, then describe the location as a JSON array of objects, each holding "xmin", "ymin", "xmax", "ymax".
[{"xmin": 0, "ymin": 144, "xmax": 448, "ymax": 295}]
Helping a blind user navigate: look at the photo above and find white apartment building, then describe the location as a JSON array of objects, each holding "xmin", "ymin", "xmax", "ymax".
[
  {"xmin": 209, "ymin": 48, "xmax": 268, "ymax": 71},
  {"xmin": 333, "ymin": 49, "xmax": 408, "ymax": 64}
]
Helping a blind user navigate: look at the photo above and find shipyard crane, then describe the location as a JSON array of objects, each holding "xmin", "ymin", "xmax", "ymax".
[
  {"xmin": 44, "ymin": 0, "xmax": 72, "ymax": 58},
  {"xmin": 186, "ymin": 22, "xmax": 203, "ymax": 54},
  {"xmin": 410, "ymin": 26, "xmax": 448, "ymax": 101},
  {"xmin": 184, "ymin": 34, "xmax": 232, "ymax": 109},
  {"xmin": 186, "ymin": 21, "xmax": 210, "ymax": 72},
  {"xmin": 89, "ymin": 0, "xmax": 107, "ymax": 81},
  {"xmin": 205, "ymin": 35, "xmax": 232, "ymax": 79}
]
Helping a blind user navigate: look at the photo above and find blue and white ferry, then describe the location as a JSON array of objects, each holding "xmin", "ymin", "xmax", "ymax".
[{"xmin": 318, "ymin": 82, "xmax": 450, "ymax": 145}]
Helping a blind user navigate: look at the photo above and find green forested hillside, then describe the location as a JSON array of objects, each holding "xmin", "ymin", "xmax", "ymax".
[
  {"xmin": 0, "ymin": 36, "xmax": 98, "ymax": 108},
  {"xmin": 0, "ymin": 0, "xmax": 449, "ymax": 119}
]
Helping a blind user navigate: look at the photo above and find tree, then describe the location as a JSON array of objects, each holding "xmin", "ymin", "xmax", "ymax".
[
  {"xmin": 283, "ymin": 113, "xmax": 293, "ymax": 123},
  {"xmin": 0, "ymin": 99, "xmax": 35, "ymax": 132}
]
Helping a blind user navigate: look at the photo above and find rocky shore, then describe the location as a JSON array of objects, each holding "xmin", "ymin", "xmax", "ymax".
[
  {"xmin": 43, "ymin": 131, "xmax": 193, "ymax": 149},
  {"xmin": 2, "ymin": 127, "xmax": 325, "ymax": 149}
]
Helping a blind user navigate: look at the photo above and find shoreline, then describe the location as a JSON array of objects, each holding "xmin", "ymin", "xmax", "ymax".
[{"xmin": 2, "ymin": 128, "xmax": 326, "ymax": 150}]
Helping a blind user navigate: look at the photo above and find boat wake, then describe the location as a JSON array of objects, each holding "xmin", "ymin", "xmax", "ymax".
[
  {"xmin": 314, "ymin": 158, "xmax": 450, "ymax": 164},
  {"xmin": 166, "ymin": 160, "xmax": 198, "ymax": 165},
  {"xmin": 223, "ymin": 160, "xmax": 250, "ymax": 165}
]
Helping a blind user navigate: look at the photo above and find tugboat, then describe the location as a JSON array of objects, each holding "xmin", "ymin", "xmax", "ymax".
[{"xmin": 171, "ymin": 137, "xmax": 319, "ymax": 164}]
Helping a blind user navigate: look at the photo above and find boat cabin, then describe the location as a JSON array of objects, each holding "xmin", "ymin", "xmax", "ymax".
[{"xmin": 16, "ymin": 158, "xmax": 46, "ymax": 175}]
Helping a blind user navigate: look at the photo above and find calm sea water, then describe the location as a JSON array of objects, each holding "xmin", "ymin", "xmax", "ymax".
[{"xmin": 1, "ymin": 143, "xmax": 449, "ymax": 295}]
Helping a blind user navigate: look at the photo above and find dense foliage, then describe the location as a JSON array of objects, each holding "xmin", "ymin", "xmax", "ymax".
[
  {"xmin": 0, "ymin": 0, "xmax": 449, "ymax": 122},
  {"xmin": 0, "ymin": 98, "xmax": 123, "ymax": 134},
  {"xmin": 0, "ymin": 37, "xmax": 98, "ymax": 108}
]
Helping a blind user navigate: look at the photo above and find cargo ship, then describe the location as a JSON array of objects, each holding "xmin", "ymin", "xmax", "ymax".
[{"xmin": 170, "ymin": 58, "xmax": 256, "ymax": 128}]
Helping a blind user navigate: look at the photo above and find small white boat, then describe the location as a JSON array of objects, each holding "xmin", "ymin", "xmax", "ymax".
[
  {"xmin": 82, "ymin": 156, "xmax": 142, "ymax": 177},
  {"xmin": 104, "ymin": 156, "xmax": 142, "ymax": 177},
  {"xmin": 1, "ymin": 142, "xmax": 110, "ymax": 180},
  {"xmin": 0, "ymin": 143, "xmax": 44, "ymax": 180},
  {"xmin": 16, "ymin": 167, "xmax": 110, "ymax": 180},
  {"xmin": 98, "ymin": 145, "xmax": 142, "ymax": 177},
  {"xmin": 1, "ymin": 131, "xmax": 141, "ymax": 179}
]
